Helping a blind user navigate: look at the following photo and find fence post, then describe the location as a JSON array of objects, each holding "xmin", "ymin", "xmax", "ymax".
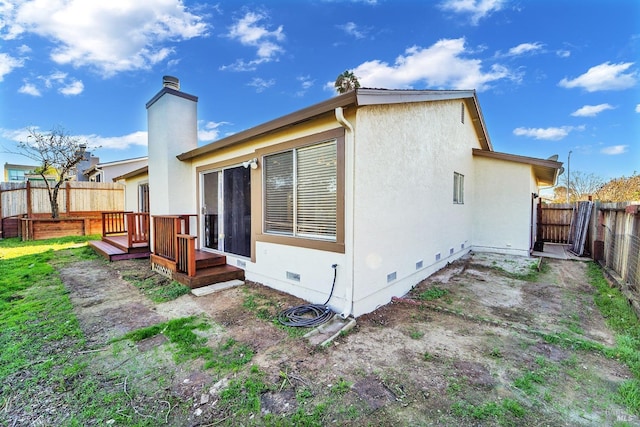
[
  {"xmin": 66, "ymin": 182, "xmax": 71, "ymax": 215},
  {"xmin": 26, "ymin": 181, "xmax": 32, "ymax": 218}
]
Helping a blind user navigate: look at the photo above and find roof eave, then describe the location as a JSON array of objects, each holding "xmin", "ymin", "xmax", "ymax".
[{"xmin": 472, "ymin": 148, "xmax": 563, "ymax": 186}]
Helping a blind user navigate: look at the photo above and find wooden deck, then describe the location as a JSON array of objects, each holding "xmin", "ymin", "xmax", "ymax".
[{"xmin": 151, "ymin": 249, "xmax": 244, "ymax": 289}]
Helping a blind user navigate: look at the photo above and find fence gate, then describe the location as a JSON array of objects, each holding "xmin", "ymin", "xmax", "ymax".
[{"xmin": 537, "ymin": 203, "xmax": 574, "ymax": 244}]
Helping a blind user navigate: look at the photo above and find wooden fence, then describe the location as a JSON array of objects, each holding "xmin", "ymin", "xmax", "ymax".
[
  {"xmin": 0, "ymin": 181, "xmax": 125, "ymax": 238},
  {"xmin": 540, "ymin": 201, "xmax": 640, "ymax": 316}
]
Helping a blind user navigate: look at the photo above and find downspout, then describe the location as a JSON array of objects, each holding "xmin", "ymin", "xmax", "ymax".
[{"xmin": 335, "ymin": 107, "xmax": 355, "ymax": 318}]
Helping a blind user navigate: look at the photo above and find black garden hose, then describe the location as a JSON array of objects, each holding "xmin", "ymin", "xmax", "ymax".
[{"xmin": 277, "ymin": 264, "xmax": 338, "ymax": 327}]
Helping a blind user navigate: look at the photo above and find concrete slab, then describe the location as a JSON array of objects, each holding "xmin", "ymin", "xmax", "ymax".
[
  {"xmin": 191, "ymin": 279, "xmax": 244, "ymax": 297},
  {"xmin": 532, "ymin": 243, "xmax": 591, "ymax": 261},
  {"xmin": 304, "ymin": 316, "xmax": 357, "ymax": 347}
]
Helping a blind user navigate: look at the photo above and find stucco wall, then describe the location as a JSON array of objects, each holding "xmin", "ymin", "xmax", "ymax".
[
  {"xmin": 350, "ymin": 100, "xmax": 478, "ymax": 315},
  {"xmin": 472, "ymin": 155, "xmax": 537, "ymax": 255},
  {"xmin": 147, "ymin": 91, "xmax": 197, "ymax": 216},
  {"xmin": 102, "ymin": 159, "xmax": 148, "ymax": 183},
  {"xmin": 119, "ymin": 173, "xmax": 148, "ymax": 213}
]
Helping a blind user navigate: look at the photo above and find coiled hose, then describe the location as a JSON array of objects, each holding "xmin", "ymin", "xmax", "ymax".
[{"xmin": 277, "ymin": 264, "xmax": 337, "ymax": 327}]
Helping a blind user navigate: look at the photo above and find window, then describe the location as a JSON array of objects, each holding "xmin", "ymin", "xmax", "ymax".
[
  {"xmin": 8, "ymin": 169, "xmax": 27, "ymax": 181},
  {"xmin": 453, "ymin": 172, "xmax": 464, "ymax": 204},
  {"xmin": 139, "ymin": 183, "xmax": 150, "ymax": 213},
  {"xmin": 264, "ymin": 140, "xmax": 337, "ymax": 241}
]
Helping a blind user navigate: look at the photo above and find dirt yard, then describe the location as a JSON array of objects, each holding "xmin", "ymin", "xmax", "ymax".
[{"xmin": 29, "ymin": 252, "xmax": 640, "ymax": 425}]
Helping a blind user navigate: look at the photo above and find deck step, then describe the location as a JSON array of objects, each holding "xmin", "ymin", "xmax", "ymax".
[
  {"xmin": 89, "ymin": 240, "xmax": 151, "ymax": 262},
  {"xmin": 191, "ymin": 279, "xmax": 244, "ymax": 297},
  {"xmin": 195, "ymin": 250, "xmax": 227, "ymax": 269},
  {"xmin": 173, "ymin": 264, "xmax": 245, "ymax": 289}
]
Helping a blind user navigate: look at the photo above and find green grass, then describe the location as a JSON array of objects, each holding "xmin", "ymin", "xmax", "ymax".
[
  {"xmin": 451, "ymin": 398, "xmax": 525, "ymax": 422},
  {"xmin": 0, "ymin": 235, "xmax": 184, "ymax": 426},
  {"xmin": 587, "ymin": 262, "xmax": 640, "ymax": 415},
  {"xmin": 116, "ymin": 316, "xmax": 255, "ymax": 373},
  {"xmin": 418, "ymin": 286, "xmax": 449, "ymax": 301}
]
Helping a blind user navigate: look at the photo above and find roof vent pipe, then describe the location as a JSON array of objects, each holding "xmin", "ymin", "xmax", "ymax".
[{"xmin": 162, "ymin": 75, "xmax": 180, "ymax": 91}]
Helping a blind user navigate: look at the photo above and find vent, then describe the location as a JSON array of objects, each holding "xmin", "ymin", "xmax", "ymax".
[
  {"xmin": 163, "ymin": 75, "xmax": 180, "ymax": 90},
  {"xmin": 387, "ymin": 272, "xmax": 397, "ymax": 283},
  {"xmin": 450, "ymin": 247, "xmax": 454, "ymax": 255},
  {"xmin": 237, "ymin": 260, "xmax": 246, "ymax": 268},
  {"xmin": 286, "ymin": 271, "xmax": 300, "ymax": 282},
  {"xmin": 435, "ymin": 253, "xmax": 441, "ymax": 261},
  {"xmin": 461, "ymin": 243, "xmax": 465, "ymax": 250},
  {"xmin": 416, "ymin": 260, "xmax": 423, "ymax": 270}
]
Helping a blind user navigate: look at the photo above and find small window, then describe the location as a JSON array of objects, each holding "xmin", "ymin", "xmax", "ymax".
[{"xmin": 453, "ymin": 172, "xmax": 464, "ymax": 204}]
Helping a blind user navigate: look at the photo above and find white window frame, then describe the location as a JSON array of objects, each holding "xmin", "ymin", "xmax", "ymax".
[{"xmin": 453, "ymin": 172, "xmax": 465, "ymax": 204}]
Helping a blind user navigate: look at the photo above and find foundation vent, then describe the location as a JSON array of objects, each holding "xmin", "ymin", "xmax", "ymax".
[
  {"xmin": 435, "ymin": 253, "xmax": 441, "ymax": 261},
  {"xmin": 387, "ymin": 272, "xmax": 397, "ymax": 283},
  {"xmin": 416, "ymin": 260, "xmax": 423, "ymax": 270},
  {"xmin": 286, "ymin": 271, "xmax": 300, "ymax": 282}
]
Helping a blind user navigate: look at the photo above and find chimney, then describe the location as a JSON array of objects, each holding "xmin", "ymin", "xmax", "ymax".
[
  {"xmin": 146, "ymin": 76, "xmax": 198, "ymax": 216},
  {"xmin": 162, "ymin": 75, "xmax": 180, "ymax": 91}
]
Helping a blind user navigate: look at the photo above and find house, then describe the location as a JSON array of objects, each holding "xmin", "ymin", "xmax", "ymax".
[
  {"xmin": 123, "ymin": 76, "xmax": 561, "ymax": 318},
  {"xmin": 4, "ymin": 163, "xmax": 38, "ymax": 182},
  {"xmin": 84, "ymin": 156, "xmax": 148, "ymax": 183}
]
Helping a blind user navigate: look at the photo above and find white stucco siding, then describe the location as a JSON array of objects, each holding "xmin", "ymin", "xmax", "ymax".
[
  {"xmin": 189, "ymin": 115, "xmax": 355, "ymax": 312},
  {"xmin": 120, "ymin": 173, "xmax": 149, "ymax": 212},
  {"xmin": 147, "ymin": 92, "xmax": 197, "ymax": 215},
  {"xmin": 350, "ymin": 100, "xmax": 478, "ymax": 315},
  {"xmin": 472, "ymin": 156, "xmax": 535, "ymax": 255}
]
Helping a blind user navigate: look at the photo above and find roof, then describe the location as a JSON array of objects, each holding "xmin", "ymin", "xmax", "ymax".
[
  {"xmin": 112, "ymin": 165, "xmax": 148, "ymax": 182},
  {"xmin": 177, "ymin": 88, "xmax": 491, "ymax": 161},
  {"xmin": 472, "ymin": 148, "xmax": 563, "ymax": 186}
]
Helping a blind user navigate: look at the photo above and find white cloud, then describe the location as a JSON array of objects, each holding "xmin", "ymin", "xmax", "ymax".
[
  {"xmin": 342, "ymin": 38, "xmax": 517, "ymax": 92},
  {"xmin": 513, "ymin": 125, "xmax": 584, "ymax": 141},
  {"xmin": 222, "ymin": 11, "xmax": 284, "ymax": 71},
  {"xmin": 247, "ymin": 77, "xmax": 275, "ymax": 93},
  {"xmin": 559, "ymin": 62, "xmax": 637, "ymax": 92},
  {"xmin": 87, "ymin": 131, "xmax": 148, "ymax": 150},
  {"xmin": 18, "ymin": 82, "xmax": 41, "ymax": 96},
  {"xmin": 601, "ymin": 145, "xmax": 628, "ymax": 155},
  {"xmin": 1, "ymin": 1, "xmax": 209, "ymax": 77},
  {"xmin": 59, "ymin": 79, "xmax": 84, "ymax": 96},
  {"xmin": 636, "ymin": 104, "xmax": 640, "ymax": 113},
  {"xmin": 439, "ymin": 0, "xmax": 505, "ymax": 25},
  {"xmin": 0, "ymin": 52, "xmax": 24, "ymax": 81},
  {"xmin": 556, "ymin": 49, "xmax": 571, "ymax": 58},
  {"xmin": 337, "ymin": 22, "xmax": 367, "ymax": 39},
  {"xmin": 198, "ymin": 120, "xmax": 230, "ymax": 142},
  {"xmin": 507, "ymin": 42, "xmax": 543, "ymax": 56},
  {"xmin": 571, "ymin": 103, "xmax": 614, "ymax": 117}
]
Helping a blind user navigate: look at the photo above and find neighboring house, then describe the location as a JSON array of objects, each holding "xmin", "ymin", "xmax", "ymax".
[
  {"xmin": 84, "ymin": 157, "xmax": 148, "ymax": 183},
  {"xmin": 4, "ymin": 163, "xmax": 37, "ymax": 182},
  {"xmin": 3, "ymin": 163, "xmax": 57, "ymax": 182},
  {"xmin": 72, "ymin": 147, "xmax": 99, "ymax": 181},
  {"xmin": 123, "ymin": 77, "xmax": 562, "ymax": 317}
]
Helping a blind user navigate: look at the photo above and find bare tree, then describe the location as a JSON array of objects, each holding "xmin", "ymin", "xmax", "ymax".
[
  {"xmin": 15, "ymin": 127, "xmax": 90, "ymax": 218},
  {"xmin": 334, "ymin": 70, "xmax": 361, "ymax": 94},
  {"xmin": 567, "ymin": 171, "xmax": 605, "ymax": 202}
]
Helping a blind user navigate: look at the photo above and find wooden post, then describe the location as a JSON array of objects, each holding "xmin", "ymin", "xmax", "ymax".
[
  {"xmin": 66, "ymin": 182, "xmax": 71, "ymax": 215},
  {"xmin": 26, "ymin": 181, "xmax": 32, "ymax": 218}
]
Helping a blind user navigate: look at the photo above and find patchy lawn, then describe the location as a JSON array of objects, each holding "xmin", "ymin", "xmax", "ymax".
[{"xmin": 1, "ymin": 237, "xmax": 639, "ymax": 426}]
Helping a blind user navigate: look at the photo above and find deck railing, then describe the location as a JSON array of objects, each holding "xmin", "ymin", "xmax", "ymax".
[
  {"xmin": 126, "ymin": 212, "xmax": 150, "ymax": 247},
  {"xmin": 102, "ymin": 211, "xmax": 132, "ymax": 236},
  {"xmin": 176, "ymin": 234, "xmax": 197, "ymax": 277},
  {"xmin": 102, "ymin": 211, "xmax": 150, "ymax": 247},
  {"xmin": 152, "ymin": 214, "xmax": 196, "ymax": 263}
]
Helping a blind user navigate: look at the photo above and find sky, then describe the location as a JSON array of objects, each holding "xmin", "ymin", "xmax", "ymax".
[{"xmin": 0, "ymin": 0, "xmax": 638, "ymax": 183}]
